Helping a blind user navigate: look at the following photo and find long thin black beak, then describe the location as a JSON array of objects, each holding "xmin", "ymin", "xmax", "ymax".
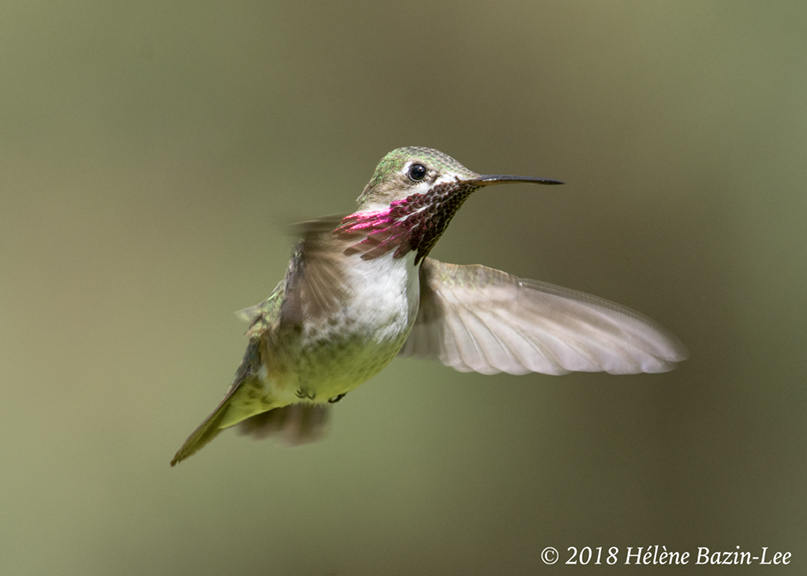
[{"xmin": 465, "ymin": 174, "xmax": 564, "ymax": 186}]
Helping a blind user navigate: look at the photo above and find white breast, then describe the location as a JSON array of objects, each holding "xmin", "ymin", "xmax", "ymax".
[
  {"xmin": 264, "ymin": 250, "xmax": 421, "ymax": 405},
  {"xmin": 339, "ymin": 250, "xmax": 420, "ymax": 342}
]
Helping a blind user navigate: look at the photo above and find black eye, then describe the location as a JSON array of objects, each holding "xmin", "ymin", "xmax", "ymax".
[{"xmin": 408, "ymin": 163, "xmax": 427, "ymax": 182}]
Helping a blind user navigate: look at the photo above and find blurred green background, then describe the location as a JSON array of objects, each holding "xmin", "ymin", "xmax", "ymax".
[{"xmin": 2, "ymin": 1, "xmax": 805, "ymax": 574}]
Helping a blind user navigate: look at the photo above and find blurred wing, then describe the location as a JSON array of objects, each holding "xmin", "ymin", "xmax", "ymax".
[
  {"xmin": 278, "ymin": 215, "xmax": 351, "ymax": 328},
  {"xmin": 399, "ymin": 258, "xmax": 689, "ymax": 375},
  {"xmin": 172, "ymin": 217, "xmax": 350, "ymax": 466},
  {"xmin": 237, "ymin": 215, "xmax": 351, "ymax": 334}
]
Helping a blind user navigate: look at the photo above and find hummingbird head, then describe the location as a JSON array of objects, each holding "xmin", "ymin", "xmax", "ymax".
[{"xmin": 336, "ymin": 147, "xmax": 563, "ymax": 263}]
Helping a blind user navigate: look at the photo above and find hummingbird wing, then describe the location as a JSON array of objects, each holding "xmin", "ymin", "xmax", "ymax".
[
  {"xmin": 171, "ymin": 339, "xmax": 268, "ymax": 466},
  {"xmin": 399, "ymin": 258, "xmax": 688, "ymax": 375},
  {"xmin": 172, "ymin": 217, "xmax": 352, "ymax": 465},
  {"xmin": 277, "ymin": 215, "xmax": 352, "ymax": 327},
  {"xmin": 236, "ymin": 215, "xmax": 350, "ymax": 335}
]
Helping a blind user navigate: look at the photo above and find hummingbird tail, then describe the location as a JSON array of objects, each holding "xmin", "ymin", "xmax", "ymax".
[{"xmin": 237, "ymin": 403, "xmax": 330, "ymax": 446}]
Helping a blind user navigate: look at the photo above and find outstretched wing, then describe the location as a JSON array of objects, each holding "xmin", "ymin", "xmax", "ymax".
[{"xmin": 399, "ymin": 258, "xmax": 688, "ymax": 375}]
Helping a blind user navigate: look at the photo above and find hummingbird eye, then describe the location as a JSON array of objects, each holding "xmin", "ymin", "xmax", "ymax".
[{"xmin": 408, "ymin": 163, "xmax": 427, "ymax": 182}]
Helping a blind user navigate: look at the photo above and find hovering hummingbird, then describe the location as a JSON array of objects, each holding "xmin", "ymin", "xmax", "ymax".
[{"xmin": 170, "ymin": 147, "xmax": 688, "ymax": 466}]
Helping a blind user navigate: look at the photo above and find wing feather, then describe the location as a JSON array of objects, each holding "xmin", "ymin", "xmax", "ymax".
[{"xmin": 399, "ymin": 258, "xmax": 688, "ymax": 375}]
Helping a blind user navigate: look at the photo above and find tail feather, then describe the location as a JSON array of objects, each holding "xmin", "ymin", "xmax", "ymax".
[{"xmin": 238, "ymin": 404, "xmax": 330, "ymax": 446}]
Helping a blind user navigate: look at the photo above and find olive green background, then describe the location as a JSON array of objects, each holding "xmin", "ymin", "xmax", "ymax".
[{"xmin": 2, "ymin": 1, "xmax": 805, "ymax": 574}]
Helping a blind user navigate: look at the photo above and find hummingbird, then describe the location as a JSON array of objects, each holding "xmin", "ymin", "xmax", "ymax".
[{"xmin": 170, "ymin": 147, "xmax": 688, "ymax": 466}]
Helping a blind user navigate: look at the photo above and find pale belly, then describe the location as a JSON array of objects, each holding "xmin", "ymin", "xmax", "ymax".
[{"xmin": 261, "ymin": 252, "xmax": 420, "ymax": 405}]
